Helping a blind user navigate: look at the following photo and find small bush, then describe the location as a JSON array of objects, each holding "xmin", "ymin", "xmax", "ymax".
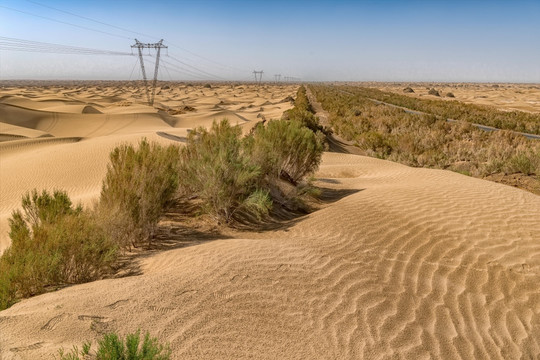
[
  {"xmin": 446, "ymin": 92, "xmax": 455, "ymax": 98},
  {"xmin": 57, "ymin": 330, "xmax": 171, "ymax": 360},
  {"xmin": 99, "ymin": 139, "xmax": 180, "ymax": 247},
  {"xmin": 178, "ymin": 119, "xmax": 271, "ymax": 222},
  {"xmin": 246, "ymin": 119, "xmax": 324, "ymax": 184},
  {"xmin": 403, "ymin": 87, "xmax": 414, "ymax": 93},
  {"xmin": 506, "ymin": 153, "xmax": 535, "ymax": 175},
  {"xmin": 428, "ymin": 88, "xmax": 440, "ymax": 96},
  {"xmin": 0, "ymin": 190, "xmax": 116, "ymax": 310}
]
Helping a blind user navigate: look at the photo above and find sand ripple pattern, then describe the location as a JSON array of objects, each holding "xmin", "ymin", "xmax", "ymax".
[{"xmin": 0, "ymin": 98, "xmax": 538, "ymax": 358}]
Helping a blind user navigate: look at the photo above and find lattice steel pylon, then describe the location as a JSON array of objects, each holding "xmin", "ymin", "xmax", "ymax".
[
  {"xmin": 253, "ymin": 70, "xmax": 263, "ymax": 85},
  {"xmin": 131, "ymin": 39, "xmax": 167, "ymax": 106}
]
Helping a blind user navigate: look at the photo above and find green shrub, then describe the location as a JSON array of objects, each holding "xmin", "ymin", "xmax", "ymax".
[
  {"xmin": 99, "ymin": 139, "xmax": 180, "ymax": 247},
  {"xmin": 282, "ymin": 86, "xmax": 324, "ymax": 133},
  {"xmin": 309, "ymin": 84, "xmax": 540, "ymax": 193},
  {"xmin": 178, "ymin": 119, "xmax": 271, "ymax": 222},
  {"xmin": 0, "ymin": 190, "xmax": 116, "ymax": 310},
  {"xmin": 246, "ymin": 119, "xmax": 324, "ymax": 184},
  {"xmin": 57, "ymin": 330, "xmax": 171, "ymax": 360},
  {"xmin": 506, "ymin": 153, "xmax": 535, "ymax": 175}
]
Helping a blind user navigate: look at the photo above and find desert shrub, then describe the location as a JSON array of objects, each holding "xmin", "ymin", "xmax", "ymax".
[
  {"xmin": 505, "ymin": 152, "xmax": 536, "ymax": 175},
  {"xmin": 245, "ymin": 119, "xmax": 324, "ymax": 184},
  {"xmin": 334, "ymin": 85, "xmax": 540, "ymax": 135},
  {"xmin": 57, "ymin": 330, "xmax": 171, "ymax": 360},
  {"xmin": 446, "ymin": 92, "xmax": 455, "ymax": 98},
  {"xmin": 357, "ymin": 131, "xmax": 393, "ymax": 158},
  {"xmin": 282, "ymin": 85, "xmax": 324, "ymax": 133},
  {"xmin": 0, "ymin": 190, "xmax": 116, "ymax": 310},
  {"xmin": 309, "ymin": 84, "xmax": 540, "ymax": 192},
  {"xmin": 403, "ymin": 87, "xmax": 414, "ymax": 93},
  {"xmin": 428, "ymin": 88, "xmax": 440, "ymax": 96},
  {"xmin": 178, "ymin": 119, "xmax": 270, "ymax": 222},
  {"xmin": 284, "ymin": 107, "xmax": 323, "ymax": 133},
  {"xmin": 203, "ymin": 83, "xmax": 212, "ymax": 88},
  {"xmin": 99, "ymin": 139, "xmax": 180, "ymax": 247}
]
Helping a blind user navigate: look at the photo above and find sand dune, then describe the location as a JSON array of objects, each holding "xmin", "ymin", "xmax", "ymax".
[
  {"xmin": 1, "ymin": 152, "xmax": 538, "ymax": 359},
  {"xmin": 0, "ymin": 82, "xmax": 297, "ymax": 252},
  {"xmin": 0, "ymin": 82, "xmax": 538, "ymax": 359}
]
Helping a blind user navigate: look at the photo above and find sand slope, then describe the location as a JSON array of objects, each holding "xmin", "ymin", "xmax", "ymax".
[{"xmin": 1, "ymin": 152, "xmax": 538, "ymax": 359}]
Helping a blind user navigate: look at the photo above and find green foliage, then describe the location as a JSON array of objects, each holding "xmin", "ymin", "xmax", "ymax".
[
  {"xmin": 246, "ymin": 119, "xmax": 324, "ymax": 184},
  {"xmin": 506, "ymin": 152, "xmax": 536, "ymax": 175},
  {"xmin": 309, "ymin": 84, "xmax": 540, "ymax": 188},
  {"xmin": 339, "ymin": 85, "xmax": 540, "ymax": 135},
  {"xmin": 178, "ymin": 119, "xmax": 270, "ymax": 222},
  {"xmin": 99, "ymin": 139, "xmax": 180, "ymax": 247},
  {"xmin": 57, "ymin": 330, "xmax": 171, "ymax": 360},
  {"xmin": 0, "ymin": 190, "xmax": 116, "ymax": 310},
  {"xmin": 282, "ymin": 85, "xmax": 324, "ymax": 133}
]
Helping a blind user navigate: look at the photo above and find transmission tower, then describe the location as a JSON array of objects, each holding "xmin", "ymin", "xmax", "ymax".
[
  {"xmin": 274, "ymin": 74, "xmax": 281, "ymax": 83},
  {"xmin": 253, "ymin": 70, "xmax": 263, "ymax": 85},
  {"xmin": 131, "ymin": 39, "xmax": 167, "ymax": 106}
]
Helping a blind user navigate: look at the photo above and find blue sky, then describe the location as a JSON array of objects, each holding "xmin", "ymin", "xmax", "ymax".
[{"xmin": 1, "ymin": 0, "xmax": 539, "ymax": 82}]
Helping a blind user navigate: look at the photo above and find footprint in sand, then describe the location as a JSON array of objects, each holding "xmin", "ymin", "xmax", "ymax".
[{"xmin": 41, "ymin": 314, "xmax": 68, "ymax": 331}]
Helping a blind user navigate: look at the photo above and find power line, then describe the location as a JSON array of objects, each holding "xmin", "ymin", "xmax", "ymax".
[
  {"xmin": 13, "ymin": 1, "xmax": 244, "ymax": 73},
  {"xmin": 145, "ymin": 57, "xmax": 203, "ymax": 80},
  {"xmin": 25, "ymin": 0, "xmax": 159, "ymax": 41},
  {"xmin": 166, "ymin": 43, "xmax": 245, "ymax": 73},
  {"xmin": 0, "ymin": 36, "xmax": 132, "ymax": 56},
  {"xmin": 167, "ymin": 55, "xmax": 226, "ymax": 80},
  {"xmin": 0, "ymin": 4, "xmax": 132, "ymax": 40},
  {"xmin": 1, "ymin": 3, "xmax": 250, "ymax": 79},
  {"xmin": 160, "ymin": 58, "xmax": 216, "ymax": 80}
]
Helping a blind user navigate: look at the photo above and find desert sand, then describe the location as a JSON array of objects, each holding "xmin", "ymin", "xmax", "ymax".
[{"xmin": 0, "ymin": 83, "xmax": 539, "ymax": 359}]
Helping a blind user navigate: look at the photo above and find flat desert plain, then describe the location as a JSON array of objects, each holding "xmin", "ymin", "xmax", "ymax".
[{"xmin": 0, "ymin": 82, "xmax": 539, "ymax": 359}]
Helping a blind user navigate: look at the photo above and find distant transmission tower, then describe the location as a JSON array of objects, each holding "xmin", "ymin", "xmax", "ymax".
[
  {"xmin": 253, "ymin": 70, "xmax": 263, "ymax": 85},
  {"xmin": 274, "ymin": 74, "xmax": 281, "ymax": 83},
  {"xmin": 131, "ymin": 39, "xmax": 167, "ymax": 106}
]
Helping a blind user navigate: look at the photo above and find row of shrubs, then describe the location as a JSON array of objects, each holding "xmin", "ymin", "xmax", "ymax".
[
  {"xmin": 309, "ymin": 84, "xmax": 540, "ymax": 185},
  {"xmin": 0, "ymin": 86, "xmax": 324, "ymax": 311},
  {"xmin": 340, "ymin": 85, "xmax": 540, "ymax": 135}
]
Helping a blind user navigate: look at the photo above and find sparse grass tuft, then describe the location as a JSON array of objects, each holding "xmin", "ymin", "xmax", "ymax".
[{"xmin": 57, "ymin": 330, "xmax": 171, "ymax": 360}]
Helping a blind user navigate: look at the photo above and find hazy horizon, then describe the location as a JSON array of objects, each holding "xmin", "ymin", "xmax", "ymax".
[{"xmin": 1, "ymin": 0, "xmax": 539, "ymax": 83}]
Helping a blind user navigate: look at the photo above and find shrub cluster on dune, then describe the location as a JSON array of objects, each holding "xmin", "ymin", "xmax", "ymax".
[
  {"xmin": 337, "ymin": 85, "xmax": 540, "ymax": 135},
  {"xmin": 0, "ymin": 86, "xmax": 324, "ymax": 311},
  {"xmin": 310, "ymin": 85, "xmax": 540, "ymax": 187}
]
